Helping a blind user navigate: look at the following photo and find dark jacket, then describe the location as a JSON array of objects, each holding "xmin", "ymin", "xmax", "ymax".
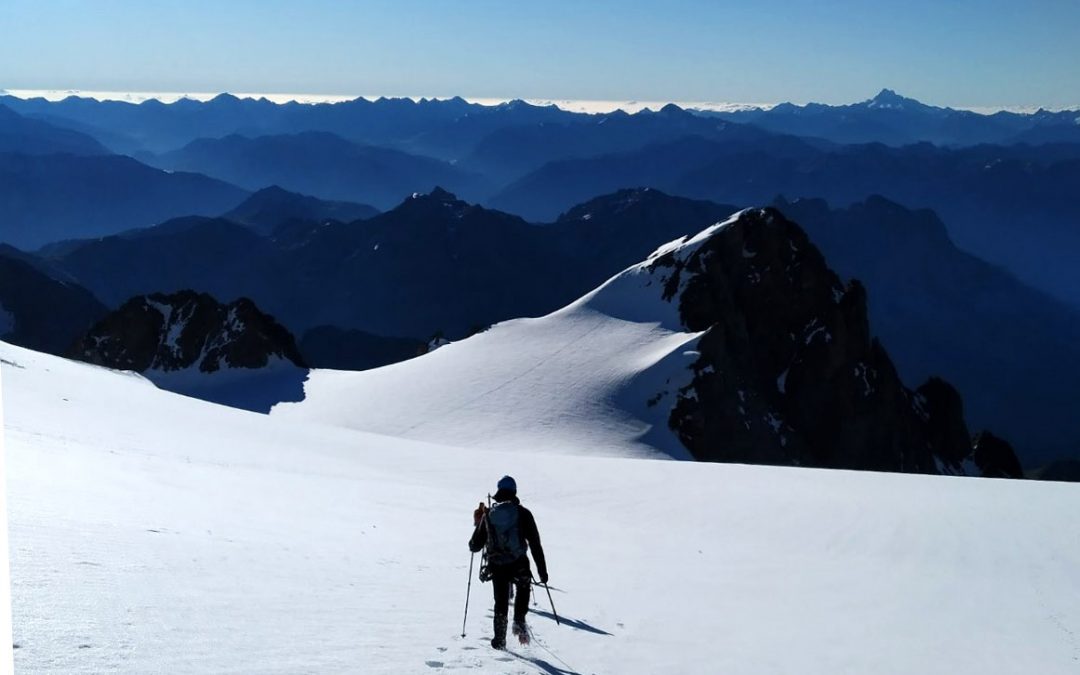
[{"xmin": 469, "ymin": 495, "xmax": 547, "ymax": 580}]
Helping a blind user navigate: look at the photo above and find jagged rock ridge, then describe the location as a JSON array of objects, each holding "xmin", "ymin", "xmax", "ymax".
[
  {"xmin": 648, "ymin": 208, "xmax": 1018, "ymax": 475},
  {"xmin": 69, "ymin": 290, "xmax": 306, "ymax": 374}
]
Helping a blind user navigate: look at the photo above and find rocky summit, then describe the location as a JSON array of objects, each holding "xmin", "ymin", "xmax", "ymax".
[
  {"xmin": 650, "ymin": 208, "xmax": 1018, "ymax": 476},
  {"xmin": 69, "ymin": 290, "xmax": 306, "ymax": 374}
]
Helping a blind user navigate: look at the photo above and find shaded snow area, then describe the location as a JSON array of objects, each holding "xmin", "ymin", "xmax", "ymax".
[
  {"xmin": 146, "ymin": 356, "xmax": 309, "ymax": 414},
  {"xmin": 5, "ymin": 339, "xmax": 1080, "ymax": 674}
]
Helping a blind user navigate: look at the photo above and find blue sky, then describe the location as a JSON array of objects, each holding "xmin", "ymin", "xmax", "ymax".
[{"xmin": 1, "ymin": 0, "xmax": 1077, "ymax": 108}]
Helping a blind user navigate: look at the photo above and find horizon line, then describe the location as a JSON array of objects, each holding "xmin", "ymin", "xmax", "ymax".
[{"xmin": 5, "ymin": 88, "xmax": 1079, "ymax": 116}]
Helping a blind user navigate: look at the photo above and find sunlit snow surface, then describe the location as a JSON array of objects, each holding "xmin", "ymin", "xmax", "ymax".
[{"xmin": 5, "ymin": 336, "xmax": 1080, "ymax": 674}]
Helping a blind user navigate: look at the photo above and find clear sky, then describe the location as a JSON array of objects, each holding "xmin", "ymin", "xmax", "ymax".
[{"xmin": 1, "ymin": 0, "xmax": 1078, "ymax": 109}]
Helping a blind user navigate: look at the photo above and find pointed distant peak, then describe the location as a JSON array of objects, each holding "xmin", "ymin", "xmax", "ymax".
[
  {"xmin": 498, "ymin": 98, "xmax": 533, "ymax": 111},
  {"xmin": 558, "ymin": 187, "xmax": 674, "ymax": 222},
  {"xmin": 401, "ymin": 186, "xmax": 466, "ymax": 210},
  {"xmin": 251, "ymin": 184, "xmax": 293, "ymax": 197},
  {"xmin": 210, "ymin": 92, "xmax": 242, "ymax": 104},
  {"xmin": 866, "ymin": 88, "xmax": 924, "ymax": 110},
  {"xmin": 427, "ymin": 186, "xmax": 458, "ymax": 201}
]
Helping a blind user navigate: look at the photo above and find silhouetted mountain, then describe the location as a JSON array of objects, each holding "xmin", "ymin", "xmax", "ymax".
[
  {"xmin": 0, "ymin": 245, "xmax": 109, "ymax": 354},
  {"xmin": 547, "ymin": 187, "xmax": 737, "ymax": 266},
  {"xmin": 223, "ymin": 186, "xmax": 378, "ymax": 235},
  {"xmin": 146, "ymin": 131, "xmax": 488, "ymax": 209},
  {"xmin": 299, "ymin": 325, "xmax": 424, "ymax": 370},
  {"xmin": 707, "ymin": 89, "xmax": 1080, "ymax": 146},
  {"xmin": 0, "ymin": 93, "xmax": 291, "ymax": 154},
  {"xmin": 0, "ymin": 104, "xmax": 110, "ymax": 155},
  {"xmin": 0, "ymin": 93, "xmax": 572, "ymax": 157},
  {"xmin": 47, "ymin": 188, "xmax": 737, "ymax": 341},
  {"xmin": 488, "ymin": 134, "xmax": 812, "ymax": 221},
  {"xmin": 776, "ymin": 196, "xmax": 1080, "ymax": 466},
  {"xmin": 279, "ymin": 188, "xmax": 555, "ymax": 335},
  {"xmin": 399, "ymin": 98, "xmax": 580, "ymax": 161},
  {"xmin": 0, "ymin": 152, "xmax": 248, "ymax": 249},
  {"xmin": 45, "ymin": 216, "xmax": 297, "ymax": 309},
  {"xmin": 490, "ymin": 136, "xmax": 1080, "ymax": 309},
  {"xmin": 1032, "ymin": 459, "xmax": 1080, "ymax": 483},
  {"xmin": 649, "ymin": 207, "xmax": 1015, "ymax": 474},
  {"xmin": 461, "ymin": 105, "xmax": 799, "ymax": 183}
]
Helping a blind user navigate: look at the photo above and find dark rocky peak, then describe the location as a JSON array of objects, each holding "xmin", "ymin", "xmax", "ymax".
[
  {"xmin": 557, "ymin": 187, "xmax": 732, "ymax": 225},
  {"xmin": 558, "ymin": 187, "xmax": 658, "ymax": 221},
  {"xmin": 971, "ymin": 431, "xmax": 1024, "ymax": 479},
  {"xmin": 644, "ymin": 207, "xmax": 1018, "ymax": 475},
  {"xmin": 224, "ymin": 186, "xmax": 378, "ymax": 234},
  {"xmin": 777, "ymin": 195, "xmax": 954, "ymax": 252},
  {"xmin": 68, "ymin": 290, "xmax": 306, "ymax": 374},
  {"xmin": 498, "ymin": 99, "xmax": 533, "ymax": 110},
  {"xmin": 395, "ymin": 186, "xmax": 473, "ymax": 219},
  {"xmin": 427, "ymin": 186, "xmax": 458, "ymax": 201}
]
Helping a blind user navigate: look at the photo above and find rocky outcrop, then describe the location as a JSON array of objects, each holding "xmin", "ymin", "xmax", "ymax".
[
  {"xmin": 970, "ymin": 432, "xmax": 1024, "ymax": 479},
  {"xmin": 223, "ymin": 185, "xmax": 378, "ymax": 236},
  {"xmin": 655, "ymin": 208, "xmax": 1019, "ymax": 475},
  {"xmin": 69, "ymin": 290, "xmax": 306, "ymax": 374}
]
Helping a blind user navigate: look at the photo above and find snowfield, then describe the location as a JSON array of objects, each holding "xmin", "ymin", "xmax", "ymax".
[
  {"xmin": 4, "ymin": 338, "xmax": 1080, "ymax": 674},
  {"xmin": 270, "ymin": 237, "xmax": 716, "ymax": 460}
]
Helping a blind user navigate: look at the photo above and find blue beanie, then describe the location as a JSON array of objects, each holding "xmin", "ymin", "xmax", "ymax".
[{"xmin": 497, "ymin": 475, "xmax": 517, "ymax": 492}]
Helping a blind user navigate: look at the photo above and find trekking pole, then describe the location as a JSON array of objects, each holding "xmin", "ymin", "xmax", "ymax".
[
  {"xmin": 533, "ymin": 575, "xmax": 560, "ymax": 626},
  {"xmin": 461, "ymin": 551, "xmax": 475, "ymax": 637}
]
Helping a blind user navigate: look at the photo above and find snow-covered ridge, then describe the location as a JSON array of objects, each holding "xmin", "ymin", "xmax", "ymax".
[{"xmin": 274, "ymin": 207, "xmax": 1014, "ymax": 476}]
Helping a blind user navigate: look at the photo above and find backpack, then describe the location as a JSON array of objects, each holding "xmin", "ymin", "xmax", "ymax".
[{"xmin": 485, "ymin": 501, "xmax": 526, "ymax": 565}]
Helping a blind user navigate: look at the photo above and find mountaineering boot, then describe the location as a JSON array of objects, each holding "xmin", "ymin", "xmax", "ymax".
[
  {"xmin": 491, "ymin": 613, "xmax": 508, "ymax": 649},
  {"xmin": 512, "ymin": 620, "xmax": 530, "ymax": 645}
]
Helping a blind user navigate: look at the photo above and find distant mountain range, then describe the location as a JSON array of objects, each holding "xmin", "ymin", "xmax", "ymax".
[
  {"xmin": 0, "ymin": 103, "xmax": 110, "ymax": 156},
  {"xmin": 490, "ymin": 134, "xmax": 1080, "ymax": 309},
  {"xmin": 706, "ymin": 89, "xmax": 1080, "ymax": 146},
  {"xmin": 0, "ymin": 151, "xmax": 248, "ymax": 250},
  {"xmin": 223, "ymin": 185, "xmax": 378, "ymax": 235},
  {"xmin": 4, "ymin": 89, "xmax": 1077, "ymax": 158},
  {"xmin": 1, "ymin": 95, "xmax": 1077, "ymax": 313},
  {"xmin": 143, "ymin": 131, "xmax": 490, "ymax": 209}
]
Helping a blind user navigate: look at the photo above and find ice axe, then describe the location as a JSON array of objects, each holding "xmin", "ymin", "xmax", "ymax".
[{"xmin": 532, "ymin": 575, "xmax": 560, "ymax": 626}]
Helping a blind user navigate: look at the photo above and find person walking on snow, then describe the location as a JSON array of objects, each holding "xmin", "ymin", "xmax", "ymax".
[{"xmin": 469, "ymin": 475, "xmax": 548, "ymax": 649}]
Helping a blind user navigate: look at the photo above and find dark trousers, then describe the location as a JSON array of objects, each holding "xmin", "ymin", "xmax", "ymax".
[{"xmin": 491, "ymin": 558, "xmax": 532, "ymax": 623}]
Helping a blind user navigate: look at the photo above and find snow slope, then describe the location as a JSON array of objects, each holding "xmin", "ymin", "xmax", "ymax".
[
  {"xmin": 4, "ymin": 339, "xmax": 1080, "ymax": 674},
  {"xmin": 270, "ymin": 222, "xmax": 730, "ymax": 459}
]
